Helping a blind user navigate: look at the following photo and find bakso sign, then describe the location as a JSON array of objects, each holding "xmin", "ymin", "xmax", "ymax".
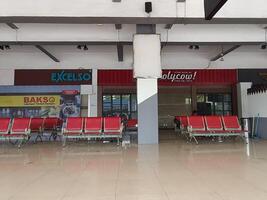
[
  {"xmin": 161, "ymin": 71, "xmax": 197, "ymax": 82},
  {"xmin": 15, "ymin": 69, "xmax": 92, "ymax": 85}
]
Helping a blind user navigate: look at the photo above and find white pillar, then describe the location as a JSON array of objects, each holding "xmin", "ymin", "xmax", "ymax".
[
  {"xmin": 237, "ymin": 82, "xmax": 252, "ymax": 118},
  {"xmin": 137, "ymin": 79, "xmax": 159, "ymax": 144},
  {"xmin": 90, "ymin": 69, "xmax": 98, "ymax": 117},
  {"xmin": 80, "ymin": 69, "xmax": 98, "ymax": 117},
  {"xmin": 133, "ymin": 34, "xmax": 161, "ymax": 144}
]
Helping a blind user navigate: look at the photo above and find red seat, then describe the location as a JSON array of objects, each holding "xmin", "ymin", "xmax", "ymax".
[
  {"xmin": 0, "ymin": 118, "xmax": 11, "ymax": 135},
  {"xmin": 10, "ymin": 118, "xmax": 31, "ymax": 136},
  {"xmin": 84, "ymin": 117, "xmax": 102, "ymax": 135},
  {"xmin": 64, "ymin": 117, "xmax": 83, "ymax": 135},
  {"xmin": 180, "ymin": 116, "xmax": 188, "ymax": 128},
  {"xmin": 188, "ymin": 116, "xmax": 206, "ymax": 131},
  {"xmin": 103, "ymin": 117, "xmax": 123, "ymax": 135},
  {"xmin": 30, "ymin": 118, "xmax": 44, "ymax": 133},
  {"xmin": 222, "ymin": 116, "xmax": 242, "ymax": 132},
  {"xmin": 43, "ymin": 117, "xmax": 59, "ymax": 131},
  {"xmin": 205, "ymin": 116, "xmax": 224, "ymax": 132},
  {"xmin": 127, "ymin": 119, "xmax": 137, "ymax": 129}
]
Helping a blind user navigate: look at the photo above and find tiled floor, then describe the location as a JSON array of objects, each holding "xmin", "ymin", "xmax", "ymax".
[{"xmin": 1, "ymin": 135, "xmax": 267, "ymax": 200}]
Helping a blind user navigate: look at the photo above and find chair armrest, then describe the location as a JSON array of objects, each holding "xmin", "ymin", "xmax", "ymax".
[
  {"xmin": 120, "ymin": 123, "xmax": 124, "ymax": 134},
  {"xmin": 187, "ymin": 125, "xmax": 192, "ymax": 132}
]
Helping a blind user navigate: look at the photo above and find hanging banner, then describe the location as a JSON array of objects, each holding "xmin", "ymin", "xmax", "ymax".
[{"xmin": 0, "ymin": 95, "xmax": 60, "ymax": 107}]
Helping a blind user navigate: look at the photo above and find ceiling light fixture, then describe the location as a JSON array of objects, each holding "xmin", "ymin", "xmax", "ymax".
[
  {"xmin": 77, "ymin": 45, "xmax": 88, "ymax": 51},
  {"xmin": 189, "ymin": 45, "xmax": 199, "ymax": 50}
]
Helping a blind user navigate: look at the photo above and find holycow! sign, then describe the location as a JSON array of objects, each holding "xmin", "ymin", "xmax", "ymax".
[
  {"xmin": 159, "ymin": 69, "xmax": 237, "ymax": 86},
  {"xmin": 98, "ymin": 69, "xmax": 237, "ymax": 86},
  {"xmin": 161, "ymin": 71, "xmax": 197, "ymax": 82}
]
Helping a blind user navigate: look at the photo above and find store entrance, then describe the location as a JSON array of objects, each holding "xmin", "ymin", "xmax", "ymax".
[{"xmin": 158, "ymin": 87, "xmax": 192, "ymax": 130}]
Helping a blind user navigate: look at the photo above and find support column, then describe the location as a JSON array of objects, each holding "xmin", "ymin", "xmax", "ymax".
[
  {"xmin": 133, "ymin": 29, "xmax": 161, "ymax": 145},
  {"xmin": 237, "ymin": 82, "xmax": 252, "ymax": 118},
  {"xmin": 90, "ymin": 69, "xmax": 98, "ymax": 117},
  {"xmin": 137, "ymin": 79, "xmax": 159, "ymax": 144}
]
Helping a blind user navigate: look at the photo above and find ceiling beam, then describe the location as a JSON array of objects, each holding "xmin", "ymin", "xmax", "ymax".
[
  {"xmin": 2, "ymin": 17, "xmax": 267, "ymax": 24},
  {"xmin": 6, "ymin": 23, "xmax": 19, "ymax": 29},
  {"xmin": 0, "ymin": 41, "xmax": 261, "ymax": 46},
  {"xmin": 210, "ymin": 45, "xmax": 241, "ymax": 61},
  {"xmin": 204, "ymin": 0, "xmax": 228, "ymax": 20},
  {"xmin": 35, "ymin": 45, "xmax": 60, "ymax": 62},
  {"xmin": 117, "ymin": 43, "xmax": 123, "ymax": 62}
]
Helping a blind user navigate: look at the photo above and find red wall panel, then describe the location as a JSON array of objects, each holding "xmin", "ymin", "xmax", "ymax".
[{"xmin": 98, "ymin": 69, "xmax": 237, "ymax": 86}]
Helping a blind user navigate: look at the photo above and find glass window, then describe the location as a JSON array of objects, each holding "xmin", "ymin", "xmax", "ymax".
[
  {"xmin": 197, "ymin": 95, "xmax": 205, "ymax": 102},
  {"xmin": 112, "ymin": 95, "xmax": 121, "ymax": 114},
  {"xmin": 197, "ymin": 93, "xmax": 232, "ymax": 116},
  {"xmin": 131, "ymin": 94, "xmax": 137, "ymax": 112},
  {"xmin": 102, "ymin": 94, "xmax": 137, "ymax": 119},
  {"xmin": 103, "ymin": 95, "xmax": 112, "ymax": 116}
]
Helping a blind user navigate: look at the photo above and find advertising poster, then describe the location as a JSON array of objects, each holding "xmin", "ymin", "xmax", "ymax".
[
  {"xmin": 0, "ymin": 93, "xmax": 80, "ymax": 119},
  {"xmin": 59, "ymin": 90, "xmax": 81, "ymax": 119}
]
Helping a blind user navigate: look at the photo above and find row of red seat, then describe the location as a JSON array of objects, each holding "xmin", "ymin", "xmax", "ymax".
[
  {"xmin": 62, "ymin": 117, "xmax": 123, "ymax": 145},
  {"xmin": 175, "ymin": 115, "xmax": 247, "ymax": 144},
  {"xmin": 0, "ymin": 117, "xmax": 62, "ymax": 147},
  {"xmin": 0, "ymin": 117, "xmax": 61, "ymax": 136},
  {"xmin": 0, "ymin": 116, "xmax": 123, "ymax": 147}
]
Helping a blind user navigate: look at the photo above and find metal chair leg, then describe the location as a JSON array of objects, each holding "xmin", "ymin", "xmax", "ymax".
[
  {"xmin": 62, "ymin": 137, "xmax": 66, "ymax": 147},
  {"xmin": 117, "ymin": 137, "xmax": 120, "ymax": 146},
  {"xmin": 193, "ymin": 136, "xmax": 199, "ymax": 144}
]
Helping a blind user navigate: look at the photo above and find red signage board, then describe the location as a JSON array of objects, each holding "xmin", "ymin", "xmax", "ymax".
[{"xmin": 98, "ymin": 69, "xmax": 237, "ymax": 86}]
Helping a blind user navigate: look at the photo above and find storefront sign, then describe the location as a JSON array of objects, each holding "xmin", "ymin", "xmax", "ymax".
[
  {"xmin": 15, "ymin": 69, "xmax": 92, "ymax": 85},
  {"xmin": 0, "ymin": 95, "xmax": 60, "ymax": 107},
  {"xmin": 98, "ymin": 69, "xmax": 237, "ymax": 86},
  {"xmin": 161, "ymin": 71, "xmax": 197, "ymax": 82}
]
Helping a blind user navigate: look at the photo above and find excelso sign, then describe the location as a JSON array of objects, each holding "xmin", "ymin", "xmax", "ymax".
[
  {"xmin": 15, "ymin": 69, "xmax": 92, "ymax": 85},
  {"xmin": 50, "ymin": 70, "xmax": 91, "ymax": 83},
  {"xmin": 161, "ymin": 71, "xmax": 197, "ymax": 82}
]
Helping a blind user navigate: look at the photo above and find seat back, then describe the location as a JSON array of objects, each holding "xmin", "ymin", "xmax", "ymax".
[
  {"xmin": 30, "ymin": 118, "xmax": 44, "ymax": 132},
  {"xmin": 127, "ymin": 119, "xmax": 137, "ymax": 128},
  {"xmin": 188, "ymin": 116, "xmax": 205, "ymax": 131},
  {"xmin": 84, "ymin": 117, "xmax": 102, "ymax": 132},
  {"xmin": 11, "ymin": 118, "xmax": 31, "ymax": 133},
  {"xmin": 104, "ymin": 117, "xmax": 121, "ymax": 131},
  {"xmin": 222, "ymin": 116, "xmax": 241, "ymax": 131},
  {"xmin": 43, "ymin": 117, "xmax": 59, "ymax": 130},
  {"xmin": 180, "ymin": 116, "xmax": 188, "ymax": 127},
  {"xmin": 0, "ymin": 118, "xmax": 11, "ymax": 134},
  {"xmin": 65, "ymin": 117, "xmax": 83, "ymax": 132},
  {"xmin": 205, "ymin": 116, "xmax": 223, "ymax": 131}
]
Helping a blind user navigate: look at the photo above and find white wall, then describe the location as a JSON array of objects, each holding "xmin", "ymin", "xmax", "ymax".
[
  {"xmin": 0, "ymin": 69, "xmax": 14, "ymax": 85},
  {"xmin": 1, "ymin": 0, "xmax": 267, "ymax": 18},
  {"xmin": 248, "ymin": 92, "xmax": 267, "ymax": 118},
  {"xmin": 1, "ymin": 24, "xmax": 266, "ymax": 43}
]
